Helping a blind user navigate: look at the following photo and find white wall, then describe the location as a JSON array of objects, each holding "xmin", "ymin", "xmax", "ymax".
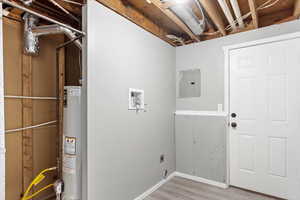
[
  {"xmin": 175, "ymin": 19, "xmax": 300, "ymax": 184},
  {"xmin": 87, "ymin": 1, "xmax": 176, "ymax": 200},
  {"xmin": 0, "ymin": 5, "xmax": 5, "ymax": 200},
  {"xmin": 176, "ymin": 19, "xmax": 300, "ymax": 111}
]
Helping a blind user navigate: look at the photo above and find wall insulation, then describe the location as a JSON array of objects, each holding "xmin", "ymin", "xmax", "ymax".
[{"xmin": 3, "ymin": 17, "xmax": 63, "ymax": 200}]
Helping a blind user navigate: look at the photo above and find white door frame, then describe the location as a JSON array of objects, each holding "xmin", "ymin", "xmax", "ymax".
[{"xmin": 223, "ymin": 31, "xmax": 300, "ymax": 188}]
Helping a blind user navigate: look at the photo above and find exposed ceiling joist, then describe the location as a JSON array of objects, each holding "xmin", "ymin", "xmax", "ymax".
[
  {"xmin": 217, "ymin": 0, "xmax": 237, "ymax": 30},
  {"xmin": 293, "ymin": 0, "xmax": 300, "ymax": 17},
  {"xmin": 248, "ymin": 0, "xmax": 258, "ymax": 28},
  {"xmin": 229, "ymin": 0, "xmax": 244, "ymax": 28},
  {"xmin": 150, "ymin": 0, "xmax": 200, "ymax": 42},
  {"xmin": 198, "ymin": 0, "xmax": 226, "ymax": 36},
  {"xmin": 96, "ymin": 0, "xmax": 175, "ymax": 46}
]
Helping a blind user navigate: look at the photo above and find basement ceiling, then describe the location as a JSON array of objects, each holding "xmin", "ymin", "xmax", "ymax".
[
  {"xmin": 2, "ymin": 0, "xmax": 299, "ymax": 46},
  {"xmin": 97, "ymin": 0, "xmax": 299, "ymax": 46}
]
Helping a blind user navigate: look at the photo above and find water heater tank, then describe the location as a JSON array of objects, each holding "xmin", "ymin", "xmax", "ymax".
[{"xmin": 62, "ymin": 86, "xmax": 82, "ymax": 200}]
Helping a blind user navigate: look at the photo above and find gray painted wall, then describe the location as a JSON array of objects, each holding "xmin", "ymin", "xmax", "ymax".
[
  {"xmin": 176, "ymin": 115, "xmax": 226, "ymax": 183},
  {"xmin": 176, "ymin": 19, "xmax": 300, "ymax": 111},
  {"xmin": 175, "ymin": 19, "xmax": 300, "ymax": 183},
  {"xmin": 87, "ymin": 1, "xmax": 176, "ymax": 200}
]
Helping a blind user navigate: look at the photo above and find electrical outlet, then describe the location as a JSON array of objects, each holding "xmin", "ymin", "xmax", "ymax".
[{"xmin": 160, "ymin": 154, "xmax": 165, "ymax": 163}]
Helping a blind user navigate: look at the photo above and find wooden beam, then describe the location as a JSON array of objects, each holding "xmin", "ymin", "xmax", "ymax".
[
  {"xmin": 198, "ymin": 0, "xmax": 226, "ymax": 36},
  {"xmin": 57, "ymin": 47, "xmax": 65, "ymax": 178},
  {"xmin": 294, "ymin": 0, "xmax": 300, "ymax": 17},
  {"xmin": 22, "ymin": 53, "xmax": 33, "ymax": 194},
  {"xmin": 217, "ymin": 0, "xmax": 237, "ymax": 30},
  {"xmin": 229, "ymin": 0, "xmax": 244, "ymax": 28},
  {"xmin": 96, "ymin": 0, "xmax": 175, "ymax": 46},
  {"xmin": 248, "ymin": 0, "xmax": 258, "ymax": 28},
  {"xmin": 149, "ymin": 0, "xmax": 200, "ymax": 42}
]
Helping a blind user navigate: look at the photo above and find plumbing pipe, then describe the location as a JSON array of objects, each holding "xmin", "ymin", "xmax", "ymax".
[
  {"xmin": 217, "ymin": 0, "xmax": 237, "ymax": 30},
  {"xmin": 229, "ymin": 0, "xmax": 244, "ymax": 28},
  {"xmin": 47, "ymin": 0, "xmax": 80, "ymax": 23}
]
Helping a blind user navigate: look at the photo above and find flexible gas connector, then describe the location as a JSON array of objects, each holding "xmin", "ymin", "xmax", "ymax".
[{"xmin": 21, "ymin": 167, "xmax": 57, "ymax": 200}]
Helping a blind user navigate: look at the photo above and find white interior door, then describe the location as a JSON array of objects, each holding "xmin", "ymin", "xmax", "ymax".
[{"xmin": 229, "ymin": 37, "xmax": 300, "ymax": 199}]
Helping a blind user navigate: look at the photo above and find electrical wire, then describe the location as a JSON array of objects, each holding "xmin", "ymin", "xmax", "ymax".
[
  {"xmin": 203, "ymin": 0, "xmax": 282, "ymax": 35},
  {"xmin": 22, "ymin": 167, "xmax": 57, "ymax": 200},
  {"xmin": 5, "ymin": 121, "xmax": 57, "ymax": 134},
  {"xmin": 22, "ymin": 184, "xmax": 54, "ymax": 200},
  {"xmin": 4, "ymin": 95, "xmax": 57, "ymax": 100},
  {"xmin": 58, "ymin": 0, "xmax": 83, "ymax": 6},
  {"xmin": 224, "ymin": 0, "xmax": 281, "ymax": 31}
]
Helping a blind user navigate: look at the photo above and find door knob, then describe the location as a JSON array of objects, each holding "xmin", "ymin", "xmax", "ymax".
[
  {"xmin": 231, "ymin": 113, "xmax": 237, "ymax": 118},
  {"xmin": 231, "ymin": 122, "xmax": 237, "ymax": 128}
]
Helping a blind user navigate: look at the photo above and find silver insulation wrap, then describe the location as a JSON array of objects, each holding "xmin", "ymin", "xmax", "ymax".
[
  {"xmin": 23, "ymin": 13, "xmax": 39, "ymax": 55},
  {"xmin": 23, "ymin": 13, "xmax": 82, "ymax": 55},
  {"xmin": 20, "ymin": 0, "xmax": 35, "ymax": 6}
]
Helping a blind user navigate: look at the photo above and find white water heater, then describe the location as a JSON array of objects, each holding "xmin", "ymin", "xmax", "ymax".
[{"xmin": 63, "ymin": 86, "xmax": 82, "ymax": 200}]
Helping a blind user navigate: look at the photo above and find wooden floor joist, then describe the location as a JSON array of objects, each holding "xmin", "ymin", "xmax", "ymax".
[
  {"xmin": 198, "ymin": 0, "xmax": 226, "ymax": 36},
  {"xmin": 57, "ymin": 47, "xmax": 65, "ymax": 178},
  {"xmin": 248, "ymin": 0, "xmax": 258, "ymax": 28},
  {"xmin": 96, "ymin": 0, "xmax": 175, "ymax": 46},
  {"xmin": 294, "ymin": 0, "xmax": 300, "ymax": 17}
]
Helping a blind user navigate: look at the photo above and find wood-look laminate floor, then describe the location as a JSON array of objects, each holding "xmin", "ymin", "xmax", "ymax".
[{"xmin": 145, "ymin": 177, "xmax": 281, "ymax": 200}]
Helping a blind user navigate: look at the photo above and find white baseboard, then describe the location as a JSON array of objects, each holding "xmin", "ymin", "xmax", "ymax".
[
  {"xmin": 133, "ymin": 172, "xmax": 176, "ymax": 200},
  {"xmin": 174, "ymin": 172, "xmax": 229, "ymax": 189},
  {"xmin": 133, "ymin": 172, "xmax": 228, "ymax": 200}
]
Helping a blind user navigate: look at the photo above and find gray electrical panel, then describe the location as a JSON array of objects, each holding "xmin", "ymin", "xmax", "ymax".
[{"xmin": 178, "ymin": 69, "xmax": 201, "ymax": 98}]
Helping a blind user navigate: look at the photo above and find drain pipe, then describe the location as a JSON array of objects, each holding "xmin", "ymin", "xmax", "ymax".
[{"xmin": 23, "ymin": 13, "xmax": 82, "ymax": 55}]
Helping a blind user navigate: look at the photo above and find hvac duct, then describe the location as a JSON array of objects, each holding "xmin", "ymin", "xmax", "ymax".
[
  {"xmin": 20, "ymin": 0, "xmax": 35, "ymax": 6},
  {"xmin": 23, "ymin": 13, "xmax": 82, "ymax": 55},
  {"xmin": 23, "ymin": 13, "xmax": 39, "ymax": 55},
  {"xmin": 167, "ymin": 0, "xmax": 206, "ymax": 35},
  {"xmin": 32, "ymin": 24, "xmax": 82, "ymax": 49}
]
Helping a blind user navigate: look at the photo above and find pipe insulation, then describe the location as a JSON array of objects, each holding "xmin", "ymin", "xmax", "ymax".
[{"xmin": 23, "ymin": 13, "xmax": 82, "ymax": 55}]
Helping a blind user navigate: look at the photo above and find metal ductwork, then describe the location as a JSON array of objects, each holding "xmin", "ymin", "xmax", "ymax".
[
  {"xmin": 20, "ymin": 0, "xmax": 35, "ymax": 6},
  {"xmin": 166, "ymin": 0, "xmax": 206, "ymax": 36},
  {"xmin": 23, "ymin": 13, "xmax": 82, "ymax": 55},
  {"xmin": 23, "ymin": 13, "xmax": 39, "ymax": 55}
]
